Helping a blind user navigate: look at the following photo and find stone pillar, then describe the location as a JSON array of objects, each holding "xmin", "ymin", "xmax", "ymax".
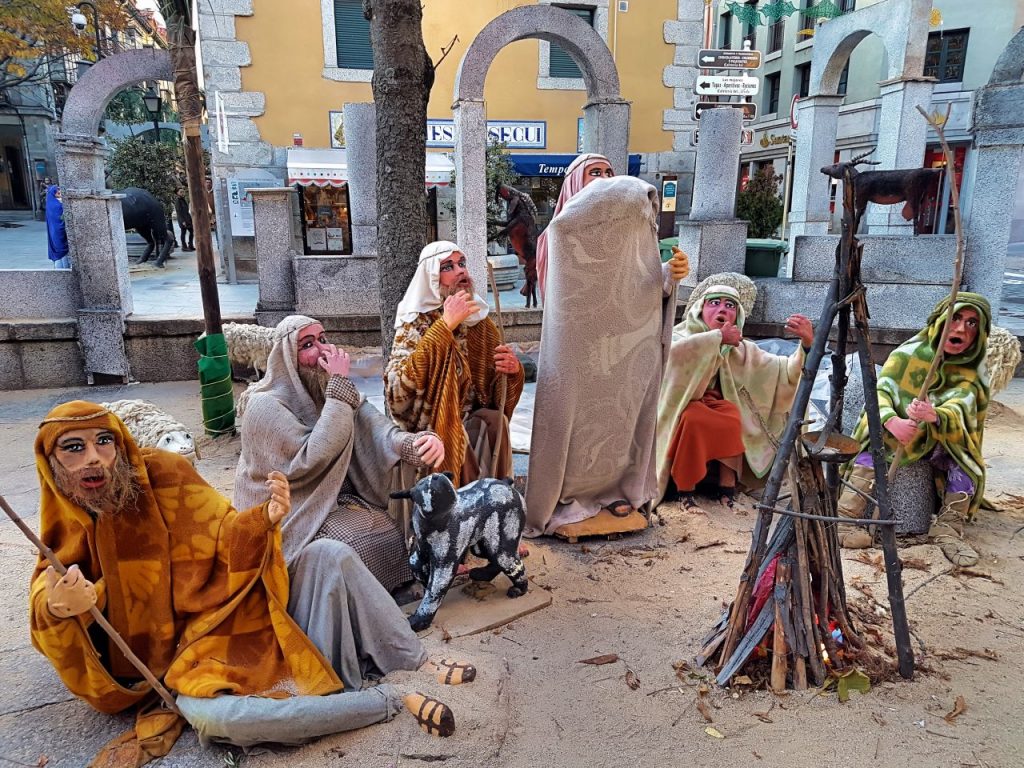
[
  {"xmin": 787, "ymin": 94, "xmax": 843, "ymax": 239},
  {"xmin": 865, "ymin": 78, "xmax": 934, "ymax": 234},
  {"xmin": 55, "ymin": 133, "xmax": 107, "ymax": 191},
  {"xmin": 690, "ymin": 107, "xmax": 742, "ymax": 221},
  {"xmin": 251, "ymin": 187, "xmax": 300, "ymax": 325},
  {"xmin": 453, "ymin": 98, "xmax": 488, "ymax": 295},
  {"xmin": 583, "ymin": 98, "xmax": 631, "ymax": 177},
  {"xmin": 343, "ymin": 102, "xmax": 378, "ymax": 255}
]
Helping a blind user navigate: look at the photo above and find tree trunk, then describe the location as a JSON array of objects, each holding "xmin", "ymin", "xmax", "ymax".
[{"xmin": 364, "ymin": 0, "xmax": 434, "ymax": 358}]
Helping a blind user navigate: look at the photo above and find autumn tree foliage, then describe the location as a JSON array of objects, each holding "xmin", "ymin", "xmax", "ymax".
[{"xmin": 0, "ymin": 0, "xmax": 127, "ymax": 93}]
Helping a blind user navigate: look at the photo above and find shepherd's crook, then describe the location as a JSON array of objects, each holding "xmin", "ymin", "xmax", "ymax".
[
  {"xmin": 486, "ymin": 262, "xmax": 509, "ymax": 477},
  {"xmin": 0, "ymin": 493, "xmax": 182, "ymax": 716}
]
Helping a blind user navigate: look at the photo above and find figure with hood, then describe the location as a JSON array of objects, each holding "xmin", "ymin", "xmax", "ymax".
[
  {"xmin": 655, "ymin": 274, "xmax": 813, "ymax": 510},
  {"xmin": 524, "ymin": 154, "xmax": 690, "ymax": 539},
  {"xmin": 838, "ymin": 293, "xmax": 991, "ymax": 567},
  {"xmin": 45, "ymin": 185, "xmax": 70, "ymax": 269}
]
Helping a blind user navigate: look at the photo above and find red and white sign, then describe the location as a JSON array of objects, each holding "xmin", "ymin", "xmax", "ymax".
[{"xmin": 790, "ymin": 95, "xmax": 800, "ymax": 130}]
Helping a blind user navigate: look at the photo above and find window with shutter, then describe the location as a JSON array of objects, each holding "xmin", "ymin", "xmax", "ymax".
[
  {"xmin": 549, "ymin": 6, "xmax": 594, "ymax": 78},
  {"xmin": 334, "ymin": 0, "xmax": 373, "ymax": 70}
]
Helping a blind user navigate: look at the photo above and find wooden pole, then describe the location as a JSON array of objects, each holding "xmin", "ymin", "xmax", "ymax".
[
  {"xmin": 0, "ymin": 494, "xmax": 182, "ymax": 716},
  {"xmin": 486, "ymin": 263, "xmax": 509, "ymax": 478}
]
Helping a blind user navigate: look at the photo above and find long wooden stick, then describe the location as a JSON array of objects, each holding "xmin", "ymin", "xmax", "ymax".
[
  {"xmin": 0, "ymin": 494, "xmax": 182, "ymax": 716},
  {"xmin": 887, "ymin": 104, "xmax": 965, "ymax": 483},
  {"xmin": 486, "ymin": 262, "xmax": 509, "ymax": 477}
]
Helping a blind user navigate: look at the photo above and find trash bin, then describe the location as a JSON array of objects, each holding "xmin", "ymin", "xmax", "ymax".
[
  {"xmin": 744, "ymin": 238, "xmax": 788, "ymax": 277},
  {"xmin": 659, "ymin": 237, "xmax": 679, "ymax": 263}
]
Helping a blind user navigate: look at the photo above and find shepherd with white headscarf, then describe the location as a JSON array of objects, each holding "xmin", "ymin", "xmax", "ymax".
[{"xmin": 386, "ymin": 241, "xmax": 525, "ymax": 483}]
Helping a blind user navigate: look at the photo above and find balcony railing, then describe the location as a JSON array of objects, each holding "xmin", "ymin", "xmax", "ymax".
[{"xmin": 768, "ymin": 20, "xmax": 785, "ymax": 53}]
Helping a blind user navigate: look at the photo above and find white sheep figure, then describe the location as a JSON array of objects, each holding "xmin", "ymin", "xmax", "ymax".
[
  {"xmin": 986, "ymin": 324, "xmax": 1022, "ymax": 397},
  {"xmin": 101, "ymin": 400, "xmax": 198, "ymax": 463},
  {"xmin": 222, "ymin": 322, "xmax": 275, "ymax": 378}
]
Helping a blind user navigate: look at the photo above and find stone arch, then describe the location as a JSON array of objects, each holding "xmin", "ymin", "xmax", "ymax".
[
  {"xmin": 986, "ymin": 26, "xmax": 1024, "ymax": 86},
  {"xmin": 452, "ymin": 5, "xmax": 630, "ymax": 291}
]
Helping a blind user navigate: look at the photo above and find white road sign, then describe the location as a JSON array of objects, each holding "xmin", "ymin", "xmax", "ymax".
[{"xmin": 695, "ymin": 75, "xmax": 760, "ymax": 97}]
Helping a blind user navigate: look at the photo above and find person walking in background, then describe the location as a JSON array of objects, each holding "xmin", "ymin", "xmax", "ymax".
[
  {"xmin": 175, "ymin": 187, "xmax": 195, "ymax": 251},
  {"xmin": 45, "ymin": 185, "xmax": 70, "ymax": 269}
]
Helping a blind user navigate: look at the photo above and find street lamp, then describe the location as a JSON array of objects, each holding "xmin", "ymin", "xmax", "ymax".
[
  {"xmin": 71, "ymin": 0, "xmax": 103, "ymax": 61},
  {"xmin": 143, "ymin": 86, "xmax": 162, "ymax": 144}
]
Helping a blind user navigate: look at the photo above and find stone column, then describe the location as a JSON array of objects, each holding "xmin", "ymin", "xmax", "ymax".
[
  {"xmin": 453, "ymin": 97, "xmax": 488, "ymax": 295},
  {"xmin": 690, "ymin": 107, "xmax": 742, "ymax": 221},
  {"xmin": 865, "ymin": 78, "xmax": 934, "ymax": 234},
  {"xmin": 787, "ymin": 94, "xmax": 843, "ymax": 239},
  {"xmin": 54, "ymin": 133, "xmax": 107, "ymax": 192},
  {"xmin": 343, "ymin": 102, "xmax": 378, "ymax": 255},
  {"xmin": 583, "ymin": 97, "xmax": 631, "ymax": 177},
  {"xmin": 250, "ymin": 187, "xmax": 300, "ymax": 325}
]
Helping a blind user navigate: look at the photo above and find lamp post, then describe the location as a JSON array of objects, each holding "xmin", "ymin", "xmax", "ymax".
[
  {"xmin": 143, "ymin": 86, "xmax": 162, "ymax": 144},
  {"xmin": 70, "ymin": 1, "xmax": 103, "ymax": 62}
]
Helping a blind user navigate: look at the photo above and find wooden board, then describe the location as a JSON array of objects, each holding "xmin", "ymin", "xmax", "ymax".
[
  {"xmin": 552, "ymin": 508, "xmax": 648, "ymax": 542},
  {"xmin": 403, "ymin": 575, "xmax": 553, "ymax": 639}
]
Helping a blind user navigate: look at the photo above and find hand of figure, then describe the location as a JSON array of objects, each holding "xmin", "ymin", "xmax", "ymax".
[
  {"xmin": 45, "ymin": 564, "xmax": 97, "ymax": 619},
  {"xmin": 906, "ymin": 398, "xmax": 938, "ymax": 424},
  {"xmin": 720, "ymin": 322, "xmax": 743, "ymax": 347},
  {"xmin": 884, "ymin": 416, "xmax": 920, "ymax": 446},
  {"xmin": 784, "ymin": 314, "xmax": 815, "ymax": 349},
  {"xmin": 668, "ymin": 247, "xmax": 690, "ymax": 282},
  {"xmin": 442, "ymin": 291, "xmax": 482, "ymax": 331},
  {"xmin": 265, "ymin": 471, "xmax": 291, "ymax": 525},
  {"xmin": 494, "ymin": 344, "xmax": 521, "ymax": 375},
  {"xmin": 317, "ymin": 344, "xmax": 350, "ymax": 377},
  {"xmin": 414, "ymin": 434, "xmax": 445, "ymax": 469}
]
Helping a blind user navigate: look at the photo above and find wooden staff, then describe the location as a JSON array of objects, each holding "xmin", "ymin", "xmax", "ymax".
[
  {"xmin": 0, "ymin": 493, "xmax": 182, "ymax": 716},
  {"xmin": 486, "ymin": 262, "xmax": 510, "ymax": 477},
  {"xmin": 887, "ymin": 104, "xmax": 965, "ymax": 483}
]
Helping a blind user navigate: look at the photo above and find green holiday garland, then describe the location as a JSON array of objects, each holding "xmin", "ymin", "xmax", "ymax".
[{"xmin": 723, "ymin": 0, "xmax": 843, "ymax": 27}]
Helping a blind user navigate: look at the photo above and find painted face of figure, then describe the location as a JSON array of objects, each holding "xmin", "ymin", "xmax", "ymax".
[
  {"xmin": 581, "ymin": 160, "xmax": 614, "ymax": 189},
  {"xmin": 943, "ymin": 307, "xmax": 980, "ymax": 356},
  {"xmin": 49, "ymin": 427, "xmax": 138, "ymax": 512},
  {"xmin": 296, "ymin": 322, "xmax": 328, "ymax": 369},
  {"xmin": 439, "ymin": 251, "xmax": 473, "ymax": 298},
  {"xmin": 701, "ymin": 296, "xmax": 739, "ymax": 330}
]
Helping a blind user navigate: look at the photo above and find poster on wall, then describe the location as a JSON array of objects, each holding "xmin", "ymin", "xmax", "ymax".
[
  {"xmin": 329, "ymin": 111, "xmax": 345, "ymax": 148},
  {"xmin": 307, "ymin": 228, "xmax": 327, "ymax": 250},
  {"xmin": 228, "ymin": 177, "xmax": 279, "ymax": 237}
]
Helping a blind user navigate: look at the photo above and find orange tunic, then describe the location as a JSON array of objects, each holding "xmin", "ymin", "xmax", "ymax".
[{"xmin": 667, "ymin": 390, "xmax": 745, "ymax": 492}]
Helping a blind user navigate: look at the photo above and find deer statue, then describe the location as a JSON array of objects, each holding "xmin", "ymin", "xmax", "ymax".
[
  {"xmin": 489, "ymin": 184, "xmax": 540, "ymax": 308},
  {"xmin": 820, "ymin": 150, "xmax": 943, "ymax": 234}
]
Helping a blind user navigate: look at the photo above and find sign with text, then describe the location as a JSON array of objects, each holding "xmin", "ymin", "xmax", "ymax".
[
  {"xmin": 426, "ymin": 119, "xmax": 547, "ymax": 149},
  {"xmin": 695, "ymin": 74, "xmax": 760, "ymax": 97},
  {"xmin": 691, "ymin": 129, "xmax": 754, "ymax": 146},
  {"xmin": 661, "ymin": 178, "xmax": 678, "ymax": 212},
  {"xmin": 697, "ymin": 48, "xmax": 762, "ymax": 70},
  {"xmin": 693, "ymin": 101, "xmax": 757, "ymax": 122},
  {"xmin": 228, "ymin": 177, "xmax": 280, "ymax": 237}
]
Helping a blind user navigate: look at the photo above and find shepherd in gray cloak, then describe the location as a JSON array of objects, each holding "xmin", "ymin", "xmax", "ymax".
[
  {"xmin": 525, "ymin": 174, "xmax": 688, "ymax": 538},
  {"xmin": 235, "ymin": 314, "xmax": 444, "ymax": 592}
]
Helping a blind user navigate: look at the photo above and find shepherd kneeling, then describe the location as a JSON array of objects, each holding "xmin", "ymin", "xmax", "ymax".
[{"xmin": 655, "ymin": 276, "xmax": 813, "ymax": 510}]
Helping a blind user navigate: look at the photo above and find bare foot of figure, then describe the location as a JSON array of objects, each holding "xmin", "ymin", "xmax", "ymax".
[{"xmin": 680, "ymin": 493, "xmax": 706, "ymax": 514}]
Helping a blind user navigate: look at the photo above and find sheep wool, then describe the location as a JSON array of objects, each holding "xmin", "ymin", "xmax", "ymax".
[
  {"xmin": 100, "ymin": 400, "xmax": 197, "ymax": 463},
  {"xmin": 222, "ymin": 323, "xmax": 275, "ymax": 377},
  {"xmin": 986, "ymin": 325, "xmax": 1022, "ymax": 397}
]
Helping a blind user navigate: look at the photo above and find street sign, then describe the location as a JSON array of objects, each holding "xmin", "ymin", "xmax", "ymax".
[
  {"xmin": 695, "ymin": 75, "xmax": 760, "ymax": 97},
  {"xmin": 697, "ymin": 48, "xmax": 762, "ymax": 70},
  {"xmin": 693, "ymin": 101, "xmax": 757, "ymax": 122},
  {"xmin": 790, "ymin": 94, "xmax": 800, "ymax": 130},
  {"xmin": 691, "ymin": 129, "xmax": 754, "ymax": 147}
]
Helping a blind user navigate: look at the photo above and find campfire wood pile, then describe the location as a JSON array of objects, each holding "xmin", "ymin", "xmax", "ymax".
[{"xmin": 697, "ymin": 451, "xmax": 870, "ymax": 691}]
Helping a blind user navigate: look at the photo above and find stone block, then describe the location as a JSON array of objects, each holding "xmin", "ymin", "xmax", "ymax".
[
  {"xmin": 690, "ymin": 108, "xmax": 742, "ymax": 221},
  {"xmin": 663, "ymin": 20, "xmax": 703, "ymax": 46},
  {"xmin": 0, "ymin": 270, "xmax": 79, "ymax": 319},
  {"xmin": 351, "ymin": 224, "xmax": 378, "ymax": 256},
  {"xmin": 64, "ymin": 192, "xmax": 132, "ymax": 314},
  {"xmin": 676, "ymin": 219, "xmax": 748, "ymax": 286},
  {"xmin": 197, "ymin": 12, "xmax": 236, "ymax": 40},
  {"xmin": 0, "ymin": 345, "xmax": 24, "ymax": 390},
  {"xmin": 790, "ymin": 234, "xmax": 957, "ymax": 284},
  {"xmin": 672, "ymin": 131, "xmax": 695, "ymax": 152},
  {"xmin": 201, "ymin": 40, "xmax": 251, "ymax": 67},
  {"xmin": 662, "ymin": 65, "xmax": 693, "ymax": 89},
  {"xmin": 124, "ymin": 332, "xmax": 200, "ymax": 383},
  {"xmin": 582, "ymin": 99, "xmax": 630, "ymax": 179},
  {"xmin": 203, "ymin": 65, "xmax": 242, "ymax": 92},
  {"xmin": 343, "ymin": 103, "xmax": 378, "ymax": 229},
  {"xmin": 77, "ymin": 309, "xmax": 128, "ymax": 381},
  {"xmin": 662, "ymin": 109, "xmax": 691, "ymax": 125},
  {"xmin": 673, "ymin": 45, "xmax": 700, "ymax": 67},
  {"xmin": 251, "ymin": 188, "xmax": 299, "ymax": 310},
  {"xmin": 673, "ymin": 89, "xmax": 695, "ymax": 109},
  {"xmin": 208, "ymin": 0, "xmax": 253, "ymax": 14},
  {"xmin": 294, "ymin": 256, "xmax": 381, "ymax": 316},
  {"xmin": 217, "ymin": 92, "xmax": 265, "ymax": 117},
  {"xmin": 653, "ymin": 151, "xmax": 696, "ymax": 174},
  {"xmin": 220, "ymin": 117, "xmax": 261, "ymax": 143}
]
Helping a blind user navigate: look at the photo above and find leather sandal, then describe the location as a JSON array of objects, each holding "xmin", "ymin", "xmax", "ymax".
[
  {"xmin": 433, "ymin": 659, "xmax": 477, "ymax": 686},
  {"xmin": 606, "ymin": 499, "xmax": 634, "ymax": 518},
  {"xmin": 403, "ymin": 692, "xmax": 456, "ymax": 737}
]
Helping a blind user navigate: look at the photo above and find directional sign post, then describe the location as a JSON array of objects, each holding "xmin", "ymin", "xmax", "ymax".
[
  {"xmin": 697, "ymin": 48, "xmax": 762, "ymax": 70},
  {"xmin": 693, "ymin": 101, "xmax": 757, "ymax": 122},
  {"xmin": 691, "ymin": 129, "xmax": 754, "ymax": 147},
  {"xmin": 695, "ymin": 75, "xmax": 760, "ymax": 97}
]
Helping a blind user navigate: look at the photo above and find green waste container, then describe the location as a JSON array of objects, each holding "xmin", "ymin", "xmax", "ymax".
[
  {"xmin": 659, "ymin": 236, "xmax": 679, "ymax": 263},
  {"xmin": 744, "ymin": 238, "xmax": 788, "ymax": 277}
]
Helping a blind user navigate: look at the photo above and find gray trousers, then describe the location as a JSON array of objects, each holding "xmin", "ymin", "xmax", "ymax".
[{"xmin": 177, "ymin": 539, "xmax": 426, "ymax": 747}]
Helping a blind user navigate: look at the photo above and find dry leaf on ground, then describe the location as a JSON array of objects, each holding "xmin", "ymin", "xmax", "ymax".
[
  {"xmin": 696, "ymin": 696, "xmax": 714, "ymax": 723},
  {"xmin": 625, "ymin": 667, "xmax": 641, "ymax": 690},
  {"xmin": 578, "ymin": 654, "xmax": 619, "ymax": 665},
  {"xmin": 705, "ymin": 726, "xmax": 725, "ymax": 739},
  {"xmin": 944, "ymin": 695, "xmax": 968, "ymax": 724}
]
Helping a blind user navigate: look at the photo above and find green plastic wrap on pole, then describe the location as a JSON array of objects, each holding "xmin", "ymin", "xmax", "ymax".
[{"xmin": 194, "ymin": 333, "xmax": 236, "ymax": 436}]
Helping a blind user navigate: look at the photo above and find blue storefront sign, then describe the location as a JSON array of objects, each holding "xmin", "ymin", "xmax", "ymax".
[
  {"xmin": 426, "ymin": 119, "xmax": 547, "ymax": 149},
  {"xmin": 509, "ymin": 153, "xmax": 643, "ymax": 178}
]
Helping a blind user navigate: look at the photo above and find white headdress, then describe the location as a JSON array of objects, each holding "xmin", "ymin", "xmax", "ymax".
[{"xmin": 393, "ymin": 240, "xmax": 490, "ymax": 329}]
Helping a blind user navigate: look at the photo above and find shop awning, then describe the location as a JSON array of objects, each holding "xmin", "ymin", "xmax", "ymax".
[
  {"xmin": 509, "ymin": 153, "xmax": 643, "ymax": 177},
  {"xmin": 286, "ymin": 148, "xmax": 453, "ymax": 188}
]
